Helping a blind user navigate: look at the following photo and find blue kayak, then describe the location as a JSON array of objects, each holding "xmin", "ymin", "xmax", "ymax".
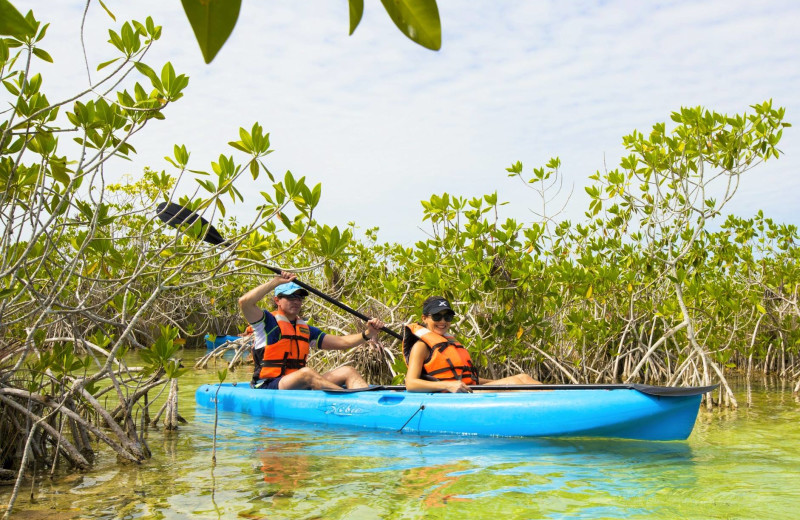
[
  {"xmin": 195, "ymin": 383, "xmax": 714, "ymax": 441},
  {"xmin": 204, "ymin": 334, "xmax": 242, "ymax": 349}
]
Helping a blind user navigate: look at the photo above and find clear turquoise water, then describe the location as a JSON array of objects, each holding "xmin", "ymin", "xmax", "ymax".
[{"xmin": 3, "ymin": 360, "xmax": 799, "ymax": 519}]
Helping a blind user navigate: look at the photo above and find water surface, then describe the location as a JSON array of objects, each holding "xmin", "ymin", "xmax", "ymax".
[{"xmin": 3, "ymin": 355, "xmax": 799, "ymax": 519}]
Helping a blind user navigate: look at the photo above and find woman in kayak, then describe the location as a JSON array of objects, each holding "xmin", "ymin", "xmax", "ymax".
[{"xmin": 403, "ymin": 296, "xmax": 540, "ymax": 393}]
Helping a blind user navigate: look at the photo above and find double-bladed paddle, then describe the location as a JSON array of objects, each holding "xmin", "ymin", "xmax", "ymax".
[{"xmin": 156, "ymin": 202, "xmax": 403, "ymax": 341}]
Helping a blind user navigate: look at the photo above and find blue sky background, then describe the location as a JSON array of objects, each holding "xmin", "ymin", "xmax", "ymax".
[{"xmin": 26, "ymin": 1, "xmax": 800, "ymax": 245}]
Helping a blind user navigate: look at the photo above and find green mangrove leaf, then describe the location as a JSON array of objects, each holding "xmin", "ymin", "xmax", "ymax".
[
  {"xmin": 348, "ymin": 0, "xmax": 364, "ymax": 35},
  {"xmin": 380, "ymin": 0, "xmax": 441, "ymax": 50},
  {"xmin": 134, "ymin": 61, "xmax": 162, "ymax": 91},
  {"xmin": 181, "ymin": 0, "xmax": 242, "ymax": 64},
  {"xmin": 97, "ymin": 0, "xmax": 116, "ymax": 21},
  {"xmin": 0, "ymin": 0, "xmax": 34, "ymax": 37},
  {"xmin": 31, "ymin": 47, "xmax": 52, "ymax": 63},
  {"xmin": 0, "ymin": 283, "xmax": 19, "ymax": 299},
  {"xmin": 97, "ymin": 57, "xmax": 120, "ymax": 71}
]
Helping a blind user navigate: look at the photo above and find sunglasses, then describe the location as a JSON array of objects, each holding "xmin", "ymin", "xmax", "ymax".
[
  {"xmin": 429, "ymin": 311, "xmax": 455, "ymax": 322},
  {"xmin": 280, "ymin": 294, "xmax": 305, "ymax": 301}
]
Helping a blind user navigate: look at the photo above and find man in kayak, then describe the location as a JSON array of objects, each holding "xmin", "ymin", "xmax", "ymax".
[
  {"xmin": 239, "ymin": 271, "xmax": 385, "ymax": 390},
  {"xmin": 403, "ymin": 296, "xmax": 541, "ymax": 392}
]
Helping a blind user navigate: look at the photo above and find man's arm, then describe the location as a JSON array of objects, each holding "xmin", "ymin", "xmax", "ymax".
[
  {"xmin": 238, "ymin": 272, "xmax": 295, "ymax": 323},
  {"xmin": 320, "ymin": 318, "xmax": 385, "ymax": 351}
]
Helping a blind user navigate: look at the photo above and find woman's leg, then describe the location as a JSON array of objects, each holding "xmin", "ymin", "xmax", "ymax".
[{"xmin": 481, "ymin": 373, "xmax": 541, "ymax": 385}]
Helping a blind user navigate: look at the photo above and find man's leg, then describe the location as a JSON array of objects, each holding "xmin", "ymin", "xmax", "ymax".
[
  {"xmin": 322, "ymin": 366, "xmax": 368, "ymax": 389},
  {"xmin": 278, "ymin": 367, "xmax": 344, "ymax": 390}
]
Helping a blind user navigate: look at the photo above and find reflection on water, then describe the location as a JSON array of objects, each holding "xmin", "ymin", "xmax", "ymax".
[
  {"xmin": 161, "ymin": 408, "xmax": 699, "ymax": 519},
  {"xmin": 2, "ymin": 360, "xmax": 799, "ymax": 519}
]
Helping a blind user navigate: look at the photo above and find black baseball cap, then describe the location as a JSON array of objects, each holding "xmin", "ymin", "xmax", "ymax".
[{"xmin": 423, "ymin": 297, "xmax": 454, "ymax": 316}]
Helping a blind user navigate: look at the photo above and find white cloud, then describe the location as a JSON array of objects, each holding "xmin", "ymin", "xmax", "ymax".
[{"xmin": 16, "ymin": 0, "xmax": 800, "ymax": 243}]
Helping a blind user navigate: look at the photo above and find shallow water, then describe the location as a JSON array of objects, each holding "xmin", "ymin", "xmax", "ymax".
[{"xmin": 3, "ymin": 355, "xmax": 799, "ymax": 519}]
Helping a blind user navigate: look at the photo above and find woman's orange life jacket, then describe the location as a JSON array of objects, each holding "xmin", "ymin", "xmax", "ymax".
[
  {"xmin": 254, "ymin": 310, "xmax": 310, "ymax": 380},
  {"xmin": 402, "ymin": 323, "xmax": 478, "ymax": 385}
]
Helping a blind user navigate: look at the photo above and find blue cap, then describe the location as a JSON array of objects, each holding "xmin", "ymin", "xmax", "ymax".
[{"xmin": 274, "ymin": 282, "xmax": 309, "ymax": 297}]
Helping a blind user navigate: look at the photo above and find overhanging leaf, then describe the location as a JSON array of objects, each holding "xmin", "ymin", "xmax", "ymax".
[
  {"xmin": 97, "ymin": 0, "xmax": 116, "ymax": 21},
  {"xmin": 0, "ymin": 0, "xmax": 34, "ymax": 37},
  {"xmin": 348, "ymin": 0, "xmax": 364, "ymax": 35},
  {"xmin": 380, "ymin": 0, "xmax": 441, "ymax": 50},
  {"xmin": 181, "ymin": 0, "xmax": 242, "ymax": 64}
]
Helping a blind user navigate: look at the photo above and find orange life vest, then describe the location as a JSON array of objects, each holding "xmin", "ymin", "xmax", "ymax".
[
  {"xmin": 254, "ymin": 311, "xmax": 310, "ymax": 380},
  {"xmin": 402, "ymin": 323, "xmax": 478, "ymax": 385}
]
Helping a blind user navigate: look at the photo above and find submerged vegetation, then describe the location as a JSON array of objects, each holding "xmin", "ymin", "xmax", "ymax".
[{"xmin": 0, "ymin": 2, "xmax": 798, "ymax": 515}]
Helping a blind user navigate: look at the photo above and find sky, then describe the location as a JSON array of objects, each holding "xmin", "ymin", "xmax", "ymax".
[{"xmin": 21, "ymin": 0, "xmax": 800, "ymax": 245}]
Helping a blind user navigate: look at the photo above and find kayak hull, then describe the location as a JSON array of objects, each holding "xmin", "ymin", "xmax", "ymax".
[
  {"xmin": 204, "ymin": 334, "xmax": 241, "ymax": 349},
  {"xmin": 195, "ymin": 384, "xmax": 704, "ymax": 441}
]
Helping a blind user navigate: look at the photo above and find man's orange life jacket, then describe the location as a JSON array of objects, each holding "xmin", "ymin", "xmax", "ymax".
[
  {"xmin": 254, "ymin": 310, "xmax": 310, "ymax": 380},
  {"xmin": 402, "ymin": 323, "xmax": 477, "ymax": 385}
]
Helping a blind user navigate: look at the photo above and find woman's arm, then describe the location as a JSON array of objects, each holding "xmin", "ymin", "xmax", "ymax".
[{"xmin": 405, "ymin": 341, "xmax": 471, "ymax": 393}]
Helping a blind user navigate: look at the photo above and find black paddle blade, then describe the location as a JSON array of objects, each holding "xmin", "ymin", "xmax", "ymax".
[{"xmin": 156, "ymin": 202, "xmax": 228, "ymax": 246}]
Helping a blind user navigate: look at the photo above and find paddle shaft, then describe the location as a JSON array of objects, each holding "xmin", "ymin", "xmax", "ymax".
[
  {"xmin": 262, "ymin": 265, "xmax": 402, "ymax": 341},
  {"xmin": 156, "ymin": 202, "xmax": 403, "ymax": 341},
  {"xmin": 325, "ymin": 383, "xmax": 719, "ymax": 397}
]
